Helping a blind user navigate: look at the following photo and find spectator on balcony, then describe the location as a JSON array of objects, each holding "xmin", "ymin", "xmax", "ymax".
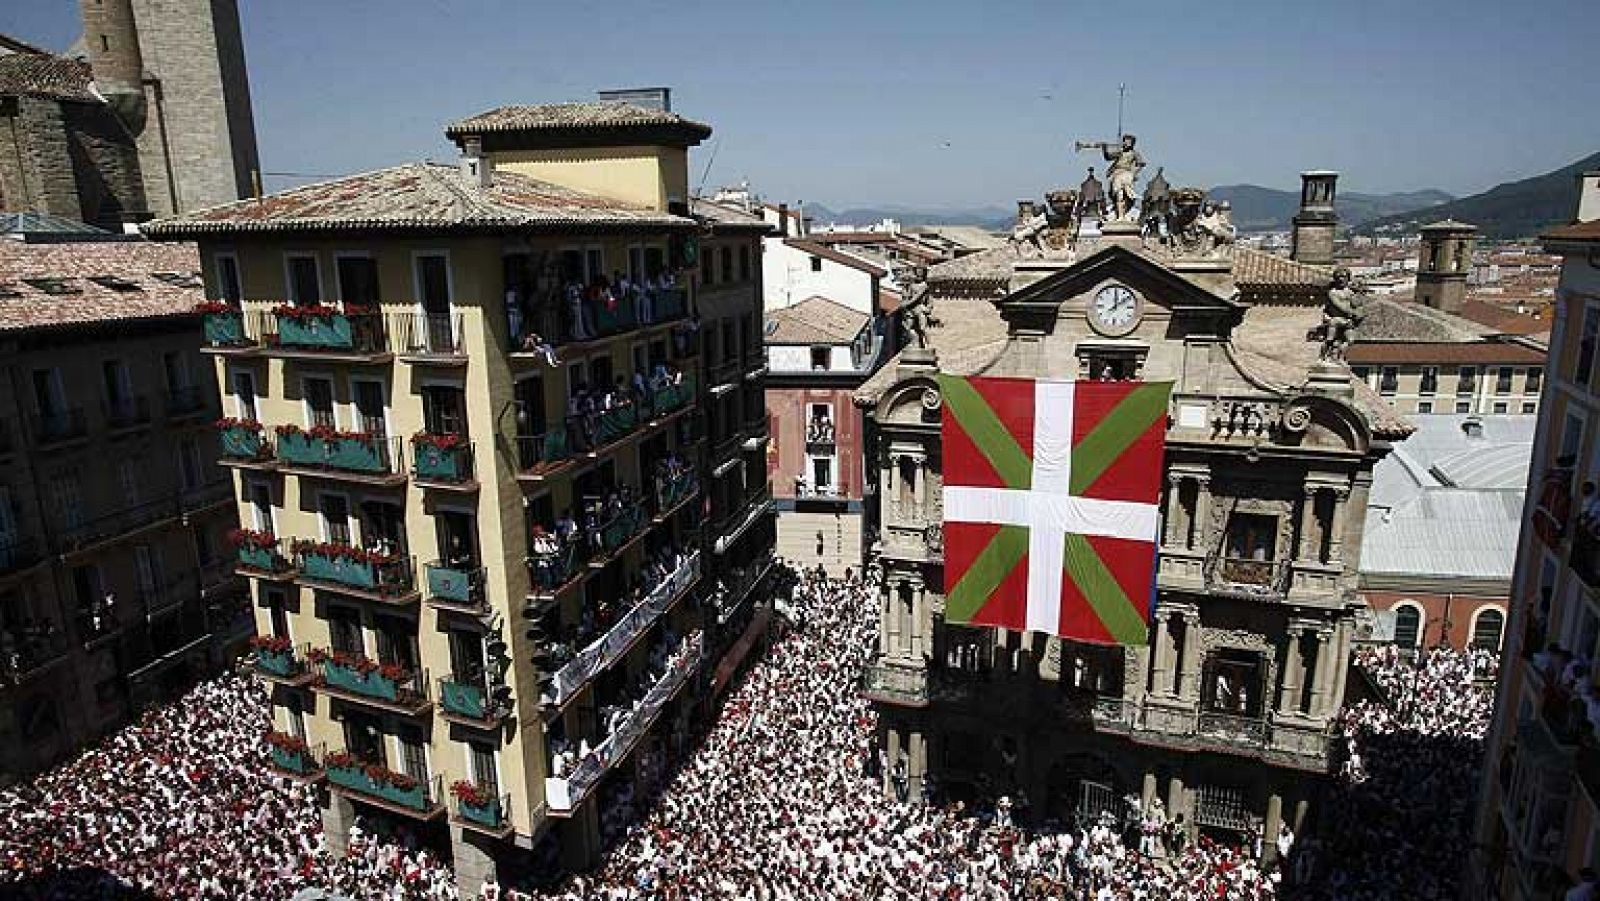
[{"xmin": 564, "ymin": 282, "xmax": 589, "ymax": 341}]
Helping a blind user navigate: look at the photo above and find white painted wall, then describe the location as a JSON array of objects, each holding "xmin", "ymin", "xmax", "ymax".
[
  {"xmin": 767, "ymin": 343, "xmax": 858, "ymax": 374},
  {"xmin": 762, "ymin": 238, "xmax": 877, "ymax": 315}
]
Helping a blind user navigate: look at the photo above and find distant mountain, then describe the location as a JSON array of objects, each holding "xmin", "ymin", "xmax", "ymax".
[
  {"xmin": 1355, "ymin": 151, "xmax": 1600, "ymax": 240},
  {"xmin": 803, "ymin": 204, "xmax": 1015, "ymax": 232},
  {"xmin": 1208, "ymin": 185, "xmax": 1455, "ymax": 233}
]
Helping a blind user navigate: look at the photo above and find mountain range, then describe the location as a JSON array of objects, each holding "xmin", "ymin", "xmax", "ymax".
[
  {"xmin": 1206, "ymin": 185, "xmax": 1455, "ymax": 233},
  {"xmin": 1353, "ymin": 151, "xmax": 1600, "ymax": 240}
]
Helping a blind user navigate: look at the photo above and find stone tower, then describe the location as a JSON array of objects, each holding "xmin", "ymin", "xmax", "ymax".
[
  {"xmin": 77, "ymin": 0, "xmax": 260, "ymax": 217},
  {"xmin": 1290, "ymin": 170, "xmax": 1338, "ymax": 266},
  {"xmin": 1414, "ymin": 219, "xmax": 1477, "ymax": 314}
]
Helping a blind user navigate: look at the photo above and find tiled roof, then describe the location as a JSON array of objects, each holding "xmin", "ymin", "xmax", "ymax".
[
  {"xmin": 765, "ymin": 296, "xmax": 869, "ymax": 345},
  {"xmin": 0, "ymin": 52, "xmax": 95, "ymax": 102},
  {"xmin": 1454, "ymin": 298, "xmax": 1551, "ymax": 337},
  {"xmin": 854, "ymin": 295, "xmax": 1012, "ymax": 404},
  {"xmin": 690, "ymin": 197, "xmax": 769, "ymax": 231},
  {"xmin": 1353, "ymin": 297, "xmax": 1488, "ymax": 344},
  {"xmin": 1346, "ymin": 341, "xmax": 1545, "ymax": 365},
  {"xmin": 144, "ymin": 163, "xmax": 694, "ymax": 237},
  {"xmin": 446, "ymin": 101, "xmax": 711, "ymax": 141},
  {"xmin": 1544, "ymin": 219, "xmax": 1600, "ymax": 243},
  {"xmin": 784, "ymin": 239, "xmax": 887, "ymax": 278},
  {"xmin": 915, "ymin": 225, "xmax": 1008, "ymax": 251},
  {"xmin": 0, "ymin": 212, "xmax": 110, "ymax": 237},
  {"xmin": 0, "ymin": 239, "xmax": 203, "ymax": 334},
  {"xmin": 1232, "ymin": 248, "xmax": 1332, "ymax": 289},
  {"xmin": 926, "ymin": 245, "xmax": 1015, "ymax": 285},
  {"xmin": 878, "ymin": 288, "xmax": 903, "ymax": 313}
]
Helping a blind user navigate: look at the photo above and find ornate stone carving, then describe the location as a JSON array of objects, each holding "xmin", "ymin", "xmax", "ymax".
[
  {"xmin": 1282, "ymin": 403, "xmax": 1313, "ymax": 434},
  {"xmin": 920, "ymin": 387, "xmax": 942, "ymax": 411},
  {"xmin": 1317, "ymin": 268, "xmax": 1369, "ymax": 363},
  {"xmin": 1075, "ymin": 134, "xmax": 1145, "ymax": 223},
  {"xmin": 1210, "ymin": 400, "xmax": 1276, "ymax": 439}
]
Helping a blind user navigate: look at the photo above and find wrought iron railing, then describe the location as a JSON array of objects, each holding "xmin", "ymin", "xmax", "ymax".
[{"xmin": 394, "ymin": 311, "xmax": 464, "ymax": 358}]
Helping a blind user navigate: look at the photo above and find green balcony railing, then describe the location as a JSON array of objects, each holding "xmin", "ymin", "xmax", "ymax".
[
  {"xmin": 655, "ymin": 471, "xmax": 698, "ymax": 515},
  {"xmin": 254, "ymin": 645, "xmax": 303, "ymax": 678},
  {"xmin": 454, "ymin": 792, "xmax": 510, "ymax": 831},
  {"xmin": 654, "ymin": 287, "xmax": 687, "ymax": 322},
  {"xmin": 326, "ymin": 760, "xmax": 439, "ymax": 813},
  {"xmin": 295, "ymin": 546, "xmax": 415, "ymax": 596},
  {"xmin": 649, "ymin": 376, "xmax": 695, "ymax": 419},
  {"xmin": 425, "ymin": 562, "xmax": 484, "ymax": 608},
  {"xmin": 594, "ymin": 404, "xmax": 639, "ymax": 446},
  {"xmin": 517, "ymin": 428, "xmax": 573, "ymax": 473},
  {"xmin": 593, "ymin": 299, "xmax": 639, "ymax": 336},
  {"xmin": 203, "ymin": 310, "xmax": 249, "ymax": 347},
  {"xmin": 412, "ymin": 439, "xmax": 473, "ymax": 484},
  {"xmin": 439, "ymin": 676, "xmax": 506, "ymax": 723},
  {"xmin": 323, "ymin": 658, "xmax": 399, "ymax": 702},
  {"xmin": 528, "ymin": 540, "xmax": 586, "ymax": 592},
  {"xmin": 599, "ymin": 507, "xmax": 646, "ymax": 553},
  {"xmin": 219, "ymin": 426, "xmax": 268, "ymax": 461},
  {"xmin": 268, "ymin": 739, "xmax": 323, "ymax": 777},
  {"xmin": 276, "ymin": 431, "xmax": 397, "ymax": 476},
  {"xmin": 238, "ymin": 544, "xmax": 290, "ymax": 575}
]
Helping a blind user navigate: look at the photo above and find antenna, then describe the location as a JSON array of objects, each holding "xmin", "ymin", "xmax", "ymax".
[
  {"xmin": 1116, "ymin": 84, "xmax": 1127, "ymax": 139},
  {"xmin": 696, "ymin": 139, "xmax": 722, "ymax": 198}
]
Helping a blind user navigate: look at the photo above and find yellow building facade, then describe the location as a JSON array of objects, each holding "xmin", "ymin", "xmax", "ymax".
[{"xmin": 148, "ymin": 97, "xmax": 776, "ymax": 889}]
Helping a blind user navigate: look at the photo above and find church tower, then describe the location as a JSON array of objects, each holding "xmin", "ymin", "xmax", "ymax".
[
  {"xmin": 77, "ymin": 0, "xmax": 260, "ymax": 217},
  {"xmin": 1290, "ymin": 170, "xmax": 1338, "ymax": 266},
  {"xmin": 1413, "ymin": 219, "xmax": 1477, "ymax": 314}
]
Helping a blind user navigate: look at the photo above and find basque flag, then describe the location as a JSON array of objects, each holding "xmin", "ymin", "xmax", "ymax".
[{"xmin": 939, "ymin": 375, "xmax": 1171, "ymax": 646}]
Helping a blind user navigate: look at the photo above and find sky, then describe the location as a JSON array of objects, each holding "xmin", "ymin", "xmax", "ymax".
[{"xmin": 4, "ymin": 0, "xmax": 1597, "ymax": 212}]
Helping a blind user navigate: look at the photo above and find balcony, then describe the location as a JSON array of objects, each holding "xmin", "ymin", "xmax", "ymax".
[
  {"xmin": 654, "ymin": 471, "xmax": 699, "ymax": 521},
  {"xmin": 251, "ymin": 640, "xmax": 312, "ymax": 684},
  {"xmin": 411, "ymin": 437, "xmax": 477, "ymax": 491},
  {"xmin": 861, "ymin": 662, "xmax": 930, "ymax": 707},
  {"xmin": 509, "ymin": 283, "xmax": 688, "ymax": 360},
  {"xmin": 266, "ymin": 734, "xmax": 324, "ymax": 782},
  {"xmin": 714, "ymin": 487, "xmax": 774, "ymax": 555},
  {"xmin": 0, "ymin": 537, "xmax": 44, "ymax": 577},
  {"xmin": 647, "ymin": 376, "xmax": 696, "ymax": 423},
  {"xmin": 424, "ymin": 561, "xmax": 487, "ymax": 614},
  {"xmin": 200, "ymin": 308, "xmax": 258, "ymax": 354},
  {"xmin": 806, "ymin": 420, "xmax": 837, "ymax": 446},
  {"xmin": 544, "ymin": 552, "xmax": 700, "ymax": 710},
  {"xmin": 55, "ymin": 493, "xmax": 187, "ymax": 554},
  {"xmin": 315, "ymin": 652, "xmax": 432, "ymax": 715},
  {"xmin": 709, "ymin": 358, "xmax": 740, "ymax": 389},
  {"xmin": 236, "ymin": 538, "xmax": 294, "ymax": 581},
  {"xmin": 1573, "ymin": 528, "xmax": 1600, "ymax": 589},
  {"xmin": 264, "ymin": 307, "xmax": 391, "ymax": 362},
  {"xmin": 217, "ymin": 422, "xmax": 275, "ymax": 469},
  {"xmin": 1197, "ymin": 710, "xmax": 1270, "ymax": 747},
  {"xmin": 711, "ymin": 555, "xmax": 774, "ymax": 625},
  {"xmin": 0, "ymin": 627, "xmax": 68, "ymax": 685},
  {"xmin": 438, "ymin": 674, "xmax": 511, "ymax": 728},
  {"xmin": 325, "ymin": 755, "xmax": 444, "ymax": 819},
  {"xmin": 590, "ymin": 404, "xmax": 641, "ymax": 452},
  {"xmin": 546, "ymin": 631, "xmax": 702, "ymax": 816},
  {"xmin": 294, "ymin": 543, "xmax": 419, "ymax": 604},
  {"xmin": 162, "ymin": 386, "xmax": 211, "ymax": 421},
  {"xmin": 593, "ymin": 506, "xmax": 647, "ymax": 563},
  {"xmin": 394, "ymin": 312, "xmax": 466, "ymax": 365},
  {"xmin": 451, "ymin": 785, "xmax": 513, "ymax": 837},
  {"xmin": 527, "ymin": 539, "xmax": 590, "ymax": 596},
  {"xmin": 29, "ymin": 408, "xmax": 87, "ymax": 448},
  {"xmin": 103, "ymin": 395, "xmax": 152, "ymax": 432},
  {"xmin": 516, "ymin": 427, "xmax": 577, "ymax": 481},
  {"xmin": 1203, "ymin": 552, "xmax": 1290, "ymax": 600},
  {"xmin": 274, "ymin": 428, "xmax": 406, "ymax": 486}
]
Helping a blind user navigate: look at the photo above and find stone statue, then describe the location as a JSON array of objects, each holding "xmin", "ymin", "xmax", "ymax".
[
  {"xmin": 1010, "ymin": 206, "xmax": 1051, "ymax": 258},
  {"xmin": 1140, "ymin": 166, "xmax": 1171, "ymax": 240},
  {"xmin": 1077, "ymin": 168, "xmax": 1106, "ymax": 221},
  {"xmin": 901, "ymin": 291, "xmax": 939, "ymax": 350},
  {"xmin": 1194, "ymin": 201, "xmax": 1236, "ymax": 258},
  {"xmin": 1320, "ymin": 267, "xmax": 1369, "ymax": 362},
  {"xmin": 1076, "ymin": 134, "xmax": 1145, "ymax": 222}
]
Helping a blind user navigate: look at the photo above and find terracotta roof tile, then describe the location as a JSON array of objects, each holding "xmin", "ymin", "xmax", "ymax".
[
  {"xmin": 0, "ymin": 240, "xmax": 203, "ymax": 334},
  {"xmin": 1354, "ymin": 297, "xmax": 1488, "ymax": 343},
  {"xmin": 1544, "ymin": 219, "xmax": 1600, "ymax": 243},
  {"xmin": 0, "ymin": 52, "xmax": 94, "ymax": 102},
  {"xmin": 1231, "ymin": 248, "xmax": 1332, "ymax": 289},
  {"xmin": 690, "ymin": 197, "xmax": 769, "ymax": 230},
  {"xmin": 144, "ymin": 162, "xmax": 694, "ymax": 237},
  {"xmin": 1346, "ymin": 341, "xmax": 1546, "ymax": 365},
  {"xmin": 783, "ymin": 239, "xmax": 887, "ymax": 278},
  {"xmin": 765, "ymin": 296, "xmax": 869, "ymax": 345},
  {"xmin": 446, "ymin": 101, "xmax": 711, "ymax": 142}
]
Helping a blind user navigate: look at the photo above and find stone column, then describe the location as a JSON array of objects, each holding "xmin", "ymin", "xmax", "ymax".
[
  {"xmin": 1164, "ymin": 474, "xmax": 1182, "ymax": 547},
  {"xmin": 1262, "ymin": 794, "xmax": 1284, "ymax": 866},
  {"xmin": 1168, "ymin": 775, "xmax": 1188, "ymax": 829},
  {"xmin": 1178, "ymin": 611, "xmax": 1203, "ymax": 702},
  {"xmin": 1314, "ymin": 627, "xmax": 1340, "ymax": 717},
  {"xmin": 1149, "ymin": 613, "xmax": 1172, "ymax": 697},
  {"xmin": 1278, "ymin": 628, "xmax": 1304, "ymax": 716},
  {"xmin": 1297, "ymin": 486, "xmax": 1320, "ymax": 563},
  {"xmin": 1142, "ymin": 771, "xmax": 1158, "ymax": 812},
  {"xmin": 908, "ymin": 730, "xmax": 927, "ymax": 804},
  {"xmin": 1328, "ymin": 622, "xmax": 1352, "ymax": 713},
  {"xmin": 910, "ymin": 580, "xmax": 926, "ymax": 662},
  {"xmin": 1193, "ymin": 477, "xmax": 1213, "ymax": 553},
  {"xmin": 1327, "ymin": 488, "xmax": 1349, "ymax": 563},
  {"xmin": 1306, "ymin": 630, "xmax": 1332, "ymax": 717}
]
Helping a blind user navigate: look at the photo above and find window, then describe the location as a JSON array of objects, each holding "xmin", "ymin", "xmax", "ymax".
[
  {"xmin": 739, "ymin": 245, "xmax": 751, "ymax": 281},
  {"xmin": 286, "ymin": 695, "xmax": 307, "ymax": 741},
  {"xmin": 215, "ymin": 254, "xmax": 241, "ymax": 304},
  {"xmin": 286, "ymin": 255, "xmax": 320, "ymax": 306},
  {"xmin": 31, "ymin": 368, "xmax": 66, "ymax": 417},
  {"xmin": 303, "ymin": 377, "xmax": 335, "ymax": 429},
  {"xmin": 700, "ymin": 244, "xmax": 714, "ymax": 285},
  {"xmin": 1379, "ymin": 367, "xmax": 1398, "ymax": 396},
  {"xmin": 1495, "ymin": 367, "xmax": 1513, "ymax": 395},
  {"xmin": 1086, "ymin": 352, "xmax": 1139, "ymax": 381},
  {"xmin": 1577, "ymin": 304, "xmax": 1600, "ymax": 386},
  {"xmin": 343, "ymin": 714, "xmax": 384, "ymax": 764},
  {"xmin": 897, "ymin": 456, "xmax": 917, "ymax": 506},
  {"xmin": 1457, "ymin": 366, "xmax": 1477, "ymax": 396},
  {"xmin": 178, "ymin": 438, "xmax": 202, "ymax": 491},
  {"xmin": 249, "ymin": 482, "xmax": 274, "ymax": 533},
  {"xmin": 399, "ymin": 728, "xmax": 429, "ymax": 783},
  {"xmin": 1493, "ymin": 402, "xmax": 1509, "ymax": 414},
  {"xmin": 352, "ymin": 380, "xmax": 387, "ymax": 437},
  {"xmin": 809, "ymin": 255, "xmax": 823, "ymax": 273},
  {"xmin": 102, "ymin": 360, "xmax": 132, "ymax": 409},
  {"xmin": 117, "ymin": 459, "xmax": 140, "ymax": 506},
  {"xmin": 1224, "ymin": 513, "xmax": 1276, "ymax": 562},
  {"xmin": 415, "ymin": 254, "xmax": 451, "ymax": 316},
  {"xmin": 328, "ymin": 606, "xmax": 362, "ymax": 655},
  {"xmin": 584, "ymin": 249, "xmax": 604, "ymax": 283},
  {"xmin": 1527, "ymin": 367, "xmax": 1544, "ymax": 394},
  {"xmin": 232, "ymin": 371, "xmax": 258, "ymax": 421},
  {"xmin": 810, "ymin": 347, "xmax": 830, "ymax": 371},
  {"xmin": 470, "ymin": 742, "xmax": 499, "ymax": 796},
  {"xmin": 628, "ymin": 246, "xmax": 646, "ymax": 282},
  {"xmin": 320, "ymin": 494, "xmax": 351, "ymax": 544},
  {"xmin": 421, "ymin": 386, "xmax": 466, "ymax": 436},
  {"xmin": 1393, "ymin": 605, "xmax": 1421, "ymax": 649},
  {"xmin": 1455, "ymin": 401, "xmax": 1471, "ymax": 413},
  {"xmin": 1472, "ymin": 608, "xmax": 1505, "ymax": 651},
  {"xmin": 1419, "ymin": 367, "xmax": 1438, "ymax": 395},
  {"xmin": 336, "ymin": 256, "xmax": 379, "ymax": 307},
  {"xmin": 1202, "ymin": 648, "xmax": 1264, "ymax": 717},
  {"xmin": 48, "ymin": 474, "xmax": 84, "ymax": 531},
  {"xmin": 720, "ymin": 246, "xmax": 733, "ymax": 283},
  {"xmin": 812, "ymin": 456, "xmax": 833, "ymax": 489},
  {"xmin": 1417, "ymin": 401, "xmax": 1433, "ymax": 414},
  {"xmin": 266, "ymin": 589, "xmax": 289, "ymax": 638},
  {"xmin": 1523, "ymin": 402, "xmax": 1537, "ymax": 414},
  {"xmin": 162, "ymin": 351, "xmax": 191, "ymax": 395}
]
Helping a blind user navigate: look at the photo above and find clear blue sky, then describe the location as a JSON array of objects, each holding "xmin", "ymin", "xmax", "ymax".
[{"xmin": 5, "ymin": 0, "xmax": 1596, "ymax": 210}]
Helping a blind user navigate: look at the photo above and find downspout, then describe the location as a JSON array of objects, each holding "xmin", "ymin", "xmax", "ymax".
[{"xmin": 145, "ymin": 76, "xmax": 179, "ymax": 215}]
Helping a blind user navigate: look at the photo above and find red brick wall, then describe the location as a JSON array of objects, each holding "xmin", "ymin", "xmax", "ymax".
[
  {"xmin": 766, "ymin": 385, "xmax": 863, "ymax": 501},
  {"xmin": 1361, "ymin": 589, "xmax": 1509, "ymax": 651}
]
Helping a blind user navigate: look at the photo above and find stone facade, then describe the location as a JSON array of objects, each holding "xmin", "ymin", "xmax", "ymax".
[
  {"xmin": 856, "ymin": 209, "xmax": 1403, "ymax": 855},
  {"xmin": 0, "ymin": 93, "xmax": 148, "ymax": 229}
]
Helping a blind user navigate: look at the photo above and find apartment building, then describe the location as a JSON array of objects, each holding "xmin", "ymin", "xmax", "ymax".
[
  {"xmin": 1473, "ymin": 171, "xmax": 1600, "ymax": 900},
  {"xmin": 0, "ymin": 234, "xmax": 243, "ymax": 782},
  {"xmin": 145, "ymin": 91, "xmax": 775, "ymax": 888}
]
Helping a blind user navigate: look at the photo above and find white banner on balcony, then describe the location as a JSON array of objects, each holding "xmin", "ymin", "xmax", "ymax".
[{"xmin": 548, "ymin": 554, "xmax": 701, "ymax": 707}]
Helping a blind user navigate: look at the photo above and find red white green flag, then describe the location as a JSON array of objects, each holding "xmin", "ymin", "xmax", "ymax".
[{"xmin": 940, "ymin": 375, "xmax": 1171, "ymax": 646}]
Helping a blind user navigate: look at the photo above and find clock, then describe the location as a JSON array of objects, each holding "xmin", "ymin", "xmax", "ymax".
[{"xmin": 1089, "ymin": 284, "xmax": 1141, "ymax": 336}]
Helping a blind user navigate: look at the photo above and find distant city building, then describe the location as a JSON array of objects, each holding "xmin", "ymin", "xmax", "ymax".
[
  {"xmin": 146, "ymin": 90, "xmax": 775, "ymax": 891},
  {"xmin": 0, "ymin": 0, "xmax": 260, "ymax": 227},
  {"xmin": 1359, "ymin": 414, "xmax": 1530, "ymax": 651},
  {"xmin": 0, "ymin": 231, "xmax": 244, "ymax": 783},
  {"xmin": 1473, "ymin": 170, "xmax": 1600, "ymax": 900}
]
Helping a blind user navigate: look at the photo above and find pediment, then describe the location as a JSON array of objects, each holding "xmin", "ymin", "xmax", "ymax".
[{"xmin": 997, "ymin": 244, "xmax": 1241, "ymax": 332}]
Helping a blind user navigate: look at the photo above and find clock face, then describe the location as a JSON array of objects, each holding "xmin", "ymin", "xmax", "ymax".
[{"xmin": 1090, "ymin": 284, "xmax": 1141, "ymax": 335}]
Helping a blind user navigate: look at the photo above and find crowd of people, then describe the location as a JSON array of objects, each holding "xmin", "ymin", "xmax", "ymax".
[
  {"xmin": 507, "ymin": 270, "xmax": 684, "ymax": 354},
  {"xmin": 1, "ymin": 563, "xmax": 1502, "ymax": 900}
]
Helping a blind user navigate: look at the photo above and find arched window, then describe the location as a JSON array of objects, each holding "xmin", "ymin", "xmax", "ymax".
[
  {"xmin": 1472, "ymin": 608, "xmax": 1505, "ymax": 652},
  {"xmin": 1393, "ymin": 605, "xmax": 1421, "ymax": 649}
]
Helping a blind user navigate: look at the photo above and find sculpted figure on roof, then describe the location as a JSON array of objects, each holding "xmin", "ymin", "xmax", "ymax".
[
  {"xmin": 1320, "ymin": 267, "xmax": 1370, "ymax": 362},
  {"xmin": 1075, "ymin": 134, "xmax": 1145, "ymax": 222}
]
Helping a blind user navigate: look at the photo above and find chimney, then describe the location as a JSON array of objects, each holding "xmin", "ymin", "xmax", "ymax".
[
  {"xmin": 1575, "ymin": 170, "xmax": 1600, "ymax": 224},
  {"xmin": 1291, "ymin": 170, "xmax": 1338, "ymax": 266},
  {"xmin": 777, "ymin": 202, "xmax": 790, "ymax": 237},
  {"xmin": 459, "ymin": 136, "xmax": 492, "ymax": 188},
  {"xmin": 1415, "ymin": 219, "xmax": 1477, "ymax": 314}
]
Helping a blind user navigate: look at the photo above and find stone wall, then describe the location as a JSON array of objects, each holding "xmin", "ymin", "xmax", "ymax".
[
  {"xmin": 63, "ymin": 101, "xmax": 147, "ymax": 227},
  {"xmin": 0, "ymin": 97, "xmax": 84, "ymax": 222}
]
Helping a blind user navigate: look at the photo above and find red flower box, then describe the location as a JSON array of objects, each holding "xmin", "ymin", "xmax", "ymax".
[
  {"xmin": 411, "ymin": 431, "xmax": 465, "ymax": 451},
  {"xmin": 265, "ymin": 731, "xmax": 308, "ymax": 754},
  {"xmin": 271, "ymin": 303, "xmax": 343, "ymax": 321},
  {"xmin": 214, "ymin": 417, "xmax": 263, "ymax": 432},
  {"xmin": 450, "ymin": 779, "xmax": 494, "ymax": 807},
  {"xmin": 249, "ymin": 634, "xmax": 293, "ymax": 653},
  {"xmin": 227, "ymin": 528, "xmax": 278, "ymax": 549},
  {"xmin": 195, "ymin": 301, "xmax": 236, "ymax": 314},
  {"xmin": 290, "ymin": 539, "xmax": 395, "ymax": 567}
]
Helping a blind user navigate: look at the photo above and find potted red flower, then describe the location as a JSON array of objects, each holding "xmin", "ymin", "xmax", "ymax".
[
  {"xmin": 248, "ymin": 634, "xmax": 292, "ymax": 654},
  {"xmin": 194, "ymin": 300, "xmax": 235, "ymax": 314},
  {"xmin": 265, "ymin": 731, "xmax": 308, "ymax": 754},
  {"xmin": 214, "ymin": 417, "xmax": 263, "ymax": 432},
  {"xmin": 228, "ymin": 528, "xmax": 278, "ymax": 549},
  {"xmin": 412, "ymin": 431, "xmax": 464, "ymax": 451},
  {"xmin": 450, "ymin": 779, "xmax": 494, "ymax": 807}
]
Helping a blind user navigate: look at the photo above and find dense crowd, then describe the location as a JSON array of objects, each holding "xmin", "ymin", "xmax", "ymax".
[{"xmin": 1, "ymin": 567, "xmax": 1501, "ymax": 900}]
